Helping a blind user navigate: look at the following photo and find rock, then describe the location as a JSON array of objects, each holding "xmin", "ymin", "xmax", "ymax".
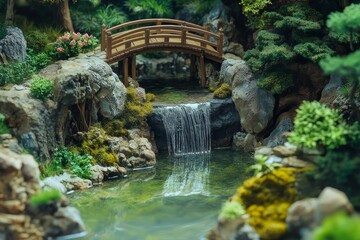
[
  {"xmin": 52, "ymin": 173, "xmax": 92, "ymax": 191},
  {"xmin": 243, "ymin": 134, "xmax": 258, "ymax": 153},
  {"xmin": 0, "ymin": 27, "xmax": 27, "ymax": 62},
  {"xmin": 135, "ymin": 87, "xmax": 146, "ymax": 102},
  {"xmin": 282, "ymin": 157, "xmax": 314, "ymax": 168},
  {"xmin": 320, "ymin": 74, "xmax": 342, "ymax": 106},
  {"xmin": 286, "ymin": 198, "xmax": 319, "ymax": 231},
  {"xmin": 206, "ymin": 63, "xmax": 220, "ymax": 91},
  {"xmin": 254, "ymin": 146, "xmax": 273, "ymax": 157},
  {"xmin": 235, "ymin": 223, "xmax": 260, "ymax": 240},
  {"xmin": 273, "ymin": 145, "xmax": 297, "ymax": 157},
  {"xmin": 21, "ymin": 154, "xmax": 40, "ymax": 183},
  {"xmin": 0, "ymin": 90, "xmax": 56, "ymax": 159},
  {"xmin": 90, "ymin": 165, "xmax": 104, "ymax": 183},
  {"xmin": 207, "ymin": 216, "xmax": 246, "ymax": 240},
  {"xmin": 265, "ymin": 155, "xmax": 283, "ymax": 165},
  {"xmin": 232, "ymin": 79, "xmax": 275, "ymax": 134},
  {"xmin": 224, "ymin": 42, "xmax": 245, "ymax": 58},
  {"xmin": 0, "ymin": 147, "xmax": 22, "ymax": 172},
  {"xmin": 210, "ymin": 98, "xmax": 241, "ymax": 147},
  {"xmin": 263, "ymin": 117, "xmax": 294, "ymax": 148},
  {"xmin": 232, "ymin": 132, "xmax": 247, "ymax": 151},
  {"xmin": 140, "ymin": 150, "xmax": 156, "ymax": 162},
  {"xmin": 317, "ymin": 187, "xmax": 354, "ymax": 220},
  {"xmin": 42, "ymin": 177, "xmax": 67, "ymax": 194},
  {"xmin": 219, "ymin": 59, "xmax": 253, "ymax": 88}
]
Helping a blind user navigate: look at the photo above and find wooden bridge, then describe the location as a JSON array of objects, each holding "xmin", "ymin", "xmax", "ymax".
[{"xmin": 100, "ymin": 19, "xmax": 224, "ymax": 87}]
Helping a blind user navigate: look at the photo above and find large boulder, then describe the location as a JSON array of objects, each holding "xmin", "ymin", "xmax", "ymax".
[
  {"xmin": 0, "ymin": 27, "xmax": 27, "ymax": 62},
  {"xmin": 219, "ymin": 59, "xmax": 253, "ymax": 88},
  {"xmin": 263, "ymin": 116, "xmax": 293, "ymax": 148}
]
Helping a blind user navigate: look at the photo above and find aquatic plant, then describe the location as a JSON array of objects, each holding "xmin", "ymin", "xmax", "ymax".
[
  {"xmin": 289, "ymin": 101, "xmax": 350, "ymax": 149},
  {"xmin": 247, "ymin": 154, "xmax": 282, "ymax": 178},
  {"xmin": 213, "ymin": 83, "xmax": 231, "ymax": 99},
  {"xmin": 219, "ymin": 201, "xmax": 246, "ymax": 220},
  {"xmin": 30, "ymin": 75, "xmax": 54, "ymax": 100},
  {"xmin": 30, "ymin": 189, "xmax": 62, "ymax": 207},
  {"xmin": 312, "ymin": 213, "xmax": 360, "ymax": 240}
]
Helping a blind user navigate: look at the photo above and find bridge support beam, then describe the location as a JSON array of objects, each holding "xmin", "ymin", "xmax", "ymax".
[
  {"xmin": 190, "ymin": 55, "xmax": 196, "ymax": 81},
  {"xmin": 131, "ymin": 55, "xmax": 137, "ymax": 81},
  {"xmin": 123, "ymin": 58, "xmax": 129, "ymax": 87},
  {"xmin": 200, "ymin": 52, "xmax": 206, "ymax": 88}
]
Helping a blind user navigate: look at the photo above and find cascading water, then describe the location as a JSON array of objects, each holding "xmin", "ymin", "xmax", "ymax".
[{"xmin": 155, "ymin": 103, "xmax": 211, "ymax": 196}]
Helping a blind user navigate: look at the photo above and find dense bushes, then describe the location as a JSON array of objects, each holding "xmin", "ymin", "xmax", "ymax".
[{"xmin": 289, "ymin": 101, "xmax": 353, "ymax": 149}]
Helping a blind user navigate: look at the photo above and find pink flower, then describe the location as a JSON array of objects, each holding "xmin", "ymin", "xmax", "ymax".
[
  {"xmin": 70, "ymin": 39, "xmax": 76, "ymax": 46},
  {"xmin": 73, "ymin": 33, "xmax": 80, "ymax": 40},
  {"xmin": 83, "ymin": 33, "xmax": 89, "ymax": 39},
  {"xmin": 56, "ymin": 47, "xmax": 65, "ymax": 52}
]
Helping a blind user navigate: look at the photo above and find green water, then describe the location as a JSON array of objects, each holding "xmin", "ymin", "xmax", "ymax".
[{"xmin": 70, "ymin": 149, "xmax": 252, "ymax": 240}]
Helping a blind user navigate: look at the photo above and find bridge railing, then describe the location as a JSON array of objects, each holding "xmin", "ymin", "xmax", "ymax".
[{"xmin": 101, "ymin": 19, "xmax": 223, "ymax": 63}]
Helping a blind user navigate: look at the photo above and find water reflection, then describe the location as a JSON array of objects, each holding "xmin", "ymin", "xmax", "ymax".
[{"xmin": 163, "ymin": 154, "xmax": 211, "ymax": 197}]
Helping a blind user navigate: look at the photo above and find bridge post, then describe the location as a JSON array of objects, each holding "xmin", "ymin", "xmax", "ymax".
[
  {"xmin": 106, "ymin": 31, "xmax": 112, "ymax": 60},
  {"xmin": 123, "ymin": 58, "xmax": 129, "ymax": 87},
  {"xmin": 218, "ymin": 28, "xmax": 224, "ymax": 56},
  {"xmin": 131, "ymin": 55, "xmax": 136, "ymax": 81},
  {"xmin": 101, "ymin": 24, "xmax": 106, "ymax": 51},
  {"xmin": 200, "ymin": 52, "xmax": 206, "ymax": 88},
  {"xmin": 190, "ymin": 55, "xmax": 196, "ymax": 81}
]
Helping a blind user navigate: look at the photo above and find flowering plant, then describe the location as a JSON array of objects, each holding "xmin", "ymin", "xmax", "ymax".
[{"xmin": 51, "ymin": 32, "xmax": 98, "ymax": 60}]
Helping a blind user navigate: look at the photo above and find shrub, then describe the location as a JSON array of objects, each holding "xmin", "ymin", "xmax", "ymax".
[
  {"xmin": 25, "ymin": 30, "xmax": 50, "ymax": 52},
  {"xmin": 213, "ymin": 83, "xmax": 232, "ymax": 99},
  {"xmin": 30, "ymin": 75, "xmax": 54, "ymax": 100},
  {"xmin": 146, "ymin": 93, "xmax": 156, "ymax": 102},
  {"xmin": 219, "ymin": 201, "xmax": 246, "ymax": 220},
  {"xmin": 257, "ymin": 71, "xmax": 293, "ymax": 95},
  {"xmin": 50, "ymin": 32, "xmax": 98, "ymax": 60},
  {"xmin": 289, "ymin": 101, "xmax": 350, "ymax": 149},
  {"xmin": 0, "ymin": 113, "xmax": 9, "ymax": 135},
  {"xmin": 29, "ymin": 52, "xmax": 53, "ymax": 71},
  {"xmin": 30, "ymin": 189, "xmax": 62, "ymax": 207},
  {"xmin": 312, "ymin": 213, "xmax": 360, "ymax": 240}
]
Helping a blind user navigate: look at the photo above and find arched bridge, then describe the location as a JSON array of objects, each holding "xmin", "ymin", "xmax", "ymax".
[{"xmin": 100, "ymin": 19, "xmax": 224, "ymax": 87}]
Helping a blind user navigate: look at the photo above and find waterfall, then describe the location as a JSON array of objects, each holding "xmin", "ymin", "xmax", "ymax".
[
  {"xmin": 156, "ymin": 103, "xmax": 211, "ymax": 196},
  {"xmin": 157, "ymin": 103, "xmax": 211, "ymax": 155}
]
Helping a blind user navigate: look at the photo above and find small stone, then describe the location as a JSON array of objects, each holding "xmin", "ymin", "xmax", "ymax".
[
  {"xmin": 14, "ymin": 85, "xmax": 26, "ymax": 91},
  {"xmin": 286, "ymin": 198, "xmax": 318, "ymax": 230},
  {"xmin": 282, "ymin": 157, "xmax": 314, "ymax": 168},
  {"xmin": 140, "ymin": 149, "xmax": 156, "ymax": 162},
  {"xmin": 265, "ymin": 155, "xmax": 282, "ymax": 165},
  {"xmin": 255, "ymin": 146, "xmax": 273, "ymax": 156},
  {"xmin": 0, "ymin": 200, "xmax": 25, "ymax": 214},
  {"xmin": 0, "ymin": 133, "xmax": 12, "ymax": 140},
  {"xmin": 273, "ymin": 145, "xmax": 297, "ymax": 157}
]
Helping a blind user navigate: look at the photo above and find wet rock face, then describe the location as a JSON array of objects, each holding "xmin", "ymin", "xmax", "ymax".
[
  {"xmin": 0, "ymin": 27, "xmax": 27, "ymax": 62},
  {"xmin": 0, "ymin": 142, "xmax": 85, "ymax": 239}
]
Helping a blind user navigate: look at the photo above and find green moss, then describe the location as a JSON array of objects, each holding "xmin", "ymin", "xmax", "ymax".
[
  {"xmin": 213, "ymin": 83, "xmax": 232, "ymax": 99},
  {"xmin": 30, "ymin": 189, "xmax": 62, "ymax": 207},
  {"xmin": 146, "ymin": 93, "xmax": 156, "ymax": 102},
  {"xmin": 235, "ymin": 168, "xmax": 298, "ymax": 239},
  {"xmin": 103, "ymin": 119, "xmax": 127, "ymax": 137},
  {"xmin": 219, "ymin": 201, "xmax": 246, "ymax": 220},
  {"xmin": 76, "ymin": 127, "xmax": 119, "ymax": 166},
  {"xmin": 30, "ymin": 75, "xmax": 54, "ymax": 100}
]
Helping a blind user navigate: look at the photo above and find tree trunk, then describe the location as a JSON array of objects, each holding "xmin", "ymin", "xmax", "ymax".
[
  {"xmin": 58, "ymin": 0, "xmax": 74, "ymax": 32},
  {"xmin": 5, "ymin": 0, "xmax": 14, "ymax": 26}
]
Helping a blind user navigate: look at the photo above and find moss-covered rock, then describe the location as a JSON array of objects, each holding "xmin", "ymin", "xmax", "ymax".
[{"xmin": 213, "ymin": 83, "xmax": 232, "ymax": 99}]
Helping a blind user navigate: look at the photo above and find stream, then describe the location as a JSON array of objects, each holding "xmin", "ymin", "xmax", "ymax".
[{"xmin": 70, "ymin": 149, "xmax": 252, "ymax": 240}]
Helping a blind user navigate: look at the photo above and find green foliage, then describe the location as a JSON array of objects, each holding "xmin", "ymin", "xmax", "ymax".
[
  {"xmin": 30, "ymin": 189, "xmax": 62, "ymax": 207},
  {"xmin": 289, "ymin": 101, "xmax": 350, "ymax": 149},
  {"xmin": 27, "ymin": 49, "xmax": 53, "ymax": 71},
  {"xmin": 239, "ymin": 0, "xmax": 272, "ymax": 16},
  {"xmin": 146, "ymin": 93, "xmax": 156, "ymax": 102},
  {"xmin": 0, "ymin": 113, "xmax": 9, "ymax": 135},
  {"xmin": 255, "ymin": 30, "xmax": 284, "ymax": 50},
  {"xmin": 103, "ymin": 119, "xmax": 127, "ymax": 137},
  {"xmin": 72, "ymin": 5, "xmax": 128, "ymax": 37},
  {"xmin": 247, "ymin": 154, "xmax": 282, "ymax": 178},
  {"xmin": 25, "ymin": 30, "xmax": 50, "ymax": 52},
  {"xmin": 0, "ymin": 23, "xmax": 7, "ymax": 40},
  {"xmin": 0, "ymin": 61, "xmax": 35, "ymax": 87},
  {"xmin": 125, "ymin": 0, "xmax": 173, "ymax": 18},
  {"xmin": 30, "ymin": 75, "xmax": 54, "ymax": 100},
  {"xmin": 257, "ymin": 71, "xmax": 293, "ymax": 95},
  {"xmin": 213, "ymin": 83, "xmax": 232, "ymax": 99},
  {"xmin": 294, "ymin": 42, "xmax": 334, "ymax": 63},
  {"xmin": 312, "ymin": 213, "xmax": 360, "ymax": 240},
  {"xmin": 327, "ymin": 4, "xmax": 360, "ymax": 37},
  {"xmin": 50, "ymin": 32, "xmax": 98, "ymax": 60},
  {"xmin": 52, "ymin": 147, "xmax": 93, "ymax": 179},
  {"xmin": 219, "ymin": 201, "xmax": 246, "ymax": 220}
]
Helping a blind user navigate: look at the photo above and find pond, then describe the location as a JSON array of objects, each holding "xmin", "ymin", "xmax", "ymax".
[{"xmin": 70, "ymin": 149, "xmax": 252, "ymax": 240}]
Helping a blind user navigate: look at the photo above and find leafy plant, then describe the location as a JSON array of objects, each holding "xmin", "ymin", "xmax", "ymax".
[
  {"xmin": 25, "ymin": 30, "xmax": 50, "ymax": 52},
  {"xmin": 219, "ymin": 201, "xmax": 246, "ymax": 220},
  {"xmin": 0, "ymin": 113, "xmax": 9, "ymax": 135},
  {"xmin": 312, "ymin": 213, "xmax": 360, "ymax": 240},
  {"xmin": 30, "ymin": 75, "xmax": 54, "ymax": 100},
  {"xmin": 213, "ymin": 83, "xmax": 232, "ymax": 99},
  {"xmin": 146, "ymin": 93, "xmax": 156, "ymax": 102},
  {"xmin": 247, "ymin": 154, "xmax": 282, "ymax": 178},
  {"xmin": 289, "ymin": 101, "xmax": 351, "ymax": 149},
  {"xmin": 239, "ymin": 0, "xmax": 272, "ymax": 16},
  {"xmin": 27, "ymin": 50, "xmax": 53, "ymax": 71},
  {"xmin": 30, "ymin": 189, "xmax": 62, "ymax": 207},
  {"xmin": 50, "ymin": 32, "xmax": 98, "ymax": 60},
  {"xmin": 257, "ymin": 71, "xmax": 293, "ymax": 95},
  {"xmin": 0, "ymin": 61, "xmax": 35, "ymax": 86}
]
